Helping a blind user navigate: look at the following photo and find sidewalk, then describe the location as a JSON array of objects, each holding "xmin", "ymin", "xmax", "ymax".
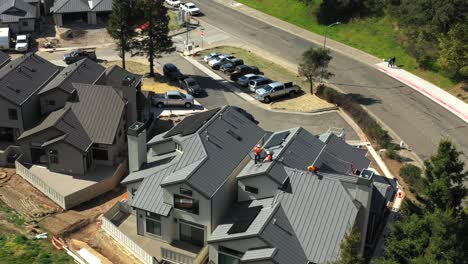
[{"xmin": 376, "ymin": 62, "xmax": 468, "ymax": 123}]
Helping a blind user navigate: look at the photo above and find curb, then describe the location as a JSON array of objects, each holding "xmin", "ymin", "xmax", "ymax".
[{"xmin": 376, "ymin": 65, "xmax": 468, "ymax": 124}]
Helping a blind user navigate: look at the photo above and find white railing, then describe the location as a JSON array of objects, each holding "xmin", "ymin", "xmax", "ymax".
[
  {"xmin": 101, "ymin": 216, "xmax": 156, "ymax": 264},
  {"xmin": 15, "ymin": 160, "xmax": 66, "ymax": 208},
  {"xmin": 161, "ymin": 248, "xmax": 195, "ymax": 264}
]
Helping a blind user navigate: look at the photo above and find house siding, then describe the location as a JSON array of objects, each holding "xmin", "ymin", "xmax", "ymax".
[
  {"xmin": 46, "ymin": 141, "xmax": 85, "ymax": 175},
  {"xmin": 21, "ymin": 95, "xmax": 41, "ymax": 130},
  {"xmin": 238, "ymin": 175, "xmax": 279, "ymax": 201},
  {"xmin": 0, "ymin": 19, "xmax": 36, "ymax": 34},
  {"xmin": 209, "ymin": 238, "xmax": 267, "ymax": 264},
  {"xmin": 39, "ymin": 89, "xmax": 70, "ymax": 114},
  {"xmin": 18, "ymin": 129, "xmax": 62, "ymax": 163},
  {"xmin": 0, "ymin": 97, "xmax": 23, "ymax": 140}
]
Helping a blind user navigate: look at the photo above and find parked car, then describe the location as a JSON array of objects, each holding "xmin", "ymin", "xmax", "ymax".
[
  {"xmin": 232, "ymin": 106, "xmax": 258, "ymax": 124},
  {"xmin": 248, "ymin": 77, "xmax": 273, "ymax": 92},
  {"xmin": 163, "ymin": 63, "xmax": 183, "ymax": 81},
  {"xmin": 180, "ymin": 2, "xmax": 201, "ymax": 15},
  {"xmin": 165, "ymin": 0, "xmax": 180, "ymax": 7},
  {"xmin": 204, "ymin": 52, "xmax": 221, "ymax": 62},
  {"xmin": 63, "ymin": 49, "xmax": 97, "ymax": 64},
  {"xmin": 15, "ymin": 34, "xmax": 30, "ymax": 52},
  {"xmin": 208, "ymin": 55, "xmax": 235, "ymax": 68},
  {"xmin": 230, "ymin": 65, "xmax": 260, "ymax": 81},
  {"xmin": 179, "ymin": 76, "xmax": 202, "ymax": 96},
  {"xmin": 220, "ymin": 58, "xmax": 244, "ymax": 73},
  {"xmin": 255, "ymin": 82, "xmax": 300, "ymax": 103},
  {"xmin": 152, "ymin": 91, "xmax": 194, "ymax": 108},
  {"xmin": 236, "ymin": 74, "xmax": 264, "ymax": 87}
]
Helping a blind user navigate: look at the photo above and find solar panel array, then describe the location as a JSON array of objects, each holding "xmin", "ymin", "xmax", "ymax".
[
  {"xmin": 227, "ymin": 206, "xmax": 263, "ymax": 234},
  {"xmin": 264, "ymin": 131, "xmax": 290, "ymax": 148},
  {"xmin": 164, "ymin": 108, "xmax": 220, "ymax": 138}
]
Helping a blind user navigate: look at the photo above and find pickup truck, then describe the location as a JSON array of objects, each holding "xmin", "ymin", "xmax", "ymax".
[
  {"xmin": 255, "ymin": 82, "xmax": 300, "ymax": 103},
  {"xmin": 63, "ymin": 49, "xmax": 97, "ymax": 64},
  {"xmin": 152, "ymin": 91, "xmax": 194, "ymax": 108}
]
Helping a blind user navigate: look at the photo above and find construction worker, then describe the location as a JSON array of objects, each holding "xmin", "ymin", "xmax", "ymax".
[
  {"xmin": 264, "ymin": 150, "xmax": 273, "ymax": 162},
  {"xmin": 253, "ymin": 144, "xmax": 262, "ymax": 164}
]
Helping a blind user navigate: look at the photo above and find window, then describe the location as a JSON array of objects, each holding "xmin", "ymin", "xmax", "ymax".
[
  {"xmin": 22, "ymin": 21, "xmax": 28, "ymax": 26},
  {"xmin": 179, "ymin": 219, "xmax": 204, "ymax": 247},
  {"xmin": 168, "ymin": 94, "xmax": 181, "ymax": 99},
  {"xmin": 174, "ymin": 194, "xmax": 199, "ymax": 214},
  {"xmin": 145, "ymin": 212, "xmax": 161, "ymax": 236},
  {"xmin": 131, "ymin": 188, "xmax": 137, "ymax": 196},
  {"xmin": 180, "ymin": 187, "xmax": 192, "ymax": 196},
  {"xmin": 49, "ymin": 149, "xmax": 58, "ymax": 164},
  {"xmin": 8, "ymin": 109, "xmax": 17, "ymax": 120},
  {"xmin": 244, "ymin": 185, "xmax": 258, "ymax": 194},
  {"xmin": 92, "ymin": 148, "xmax": 108, "ymax": 160},
  {"xmin": 218, "ymin": 246, "xmax": 242, "ymax": 264},
  {"xmin": 47, "ymin": 100, "xmax": 56, "ymax": 106},
  {"xmin": 176, "ymin": 143, "xmax": 183, "ymax": 152}
]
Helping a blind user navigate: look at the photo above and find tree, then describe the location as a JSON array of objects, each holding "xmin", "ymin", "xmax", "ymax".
[
  {"xmin": 423, "ymin": 140, "xmax": 467, "ymax": 212},
  {"xmin": 438, "ymin": 23, "xmax": 468, "ymax": 80},
  {"xmin": 298, "ymin": 47, "xmax": 332, "ymax": 94},
  {"xmin": 334, "ymin": 226, "xmax": 365, "ymax": 264},
  {"xmin": 108, "ymin": 0, "xmax": 136, "ymax": 69},
  {"xmin": 138, "ymin": 0, "xmax": 173, "ymax": 77}
]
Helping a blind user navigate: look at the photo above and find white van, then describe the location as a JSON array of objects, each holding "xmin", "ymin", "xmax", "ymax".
[{"xmin": 0, "ymin": 28, "xmax": 10, "ymax": 50}]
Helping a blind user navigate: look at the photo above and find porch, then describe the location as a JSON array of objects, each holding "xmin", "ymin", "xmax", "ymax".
[{"xmin": 102, "ymin": 202, "xmax": 207, "ymax": 264}]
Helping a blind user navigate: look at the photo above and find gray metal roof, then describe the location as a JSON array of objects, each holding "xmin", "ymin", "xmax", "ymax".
[
  {"xmin": 68, "ymin": 83, "xmax": 125, "ymax": 145},
  {"xmin": 50, "ymin": 0, "xmax": 90, "ymax": 14},
  {"xmin": 238, "ymin": 128, "xmax": 370, "ymax": 184},
  {"xmin": 94, "ymin": 64, "xmax": 143, "ymax": 90},
  {"xmin": 18, "ymin": 107, "xmax": 92, "ymax": 151},
  {"xmin": 273, "ymin": 168, "xmax": 361, "ymax": 263},
  {"xmin": 0, "ymin": 51, "xmax": 10, "ymax": 68},
  {"xmin": 0, "ymin": 0, "xmax": 37, "ymax": 22},
  {"xmin": 90, "ymin": 0, "xmax": 112, "ymax": 12},
  {"xmin": 39, "ymin": 58, "xmax": 105, "ymax": 95},
  {"xmin": 240, "ymin": 248, "xmax": 277, "ymax": 262},
  {"xmin": 0, "ymin": 53, "xmax": 59, "ymax": 106}
]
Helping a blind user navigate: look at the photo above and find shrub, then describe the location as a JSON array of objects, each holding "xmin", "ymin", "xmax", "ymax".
[
  {"xmin": 316, "ymin": 86, "xmax": 391, "ymax": 148},
  {"xmin": 400, "ymin": 164, "xmax": 426, "ymax": 193},
  {"xmin": 386, "ymin": 145, "xmax": 402, "ymax": 161}
]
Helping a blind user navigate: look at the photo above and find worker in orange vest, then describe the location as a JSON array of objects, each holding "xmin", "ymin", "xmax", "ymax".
[
  {"xmin": 263, "ymin": 150, "xmax": 273, "ymax": 162},
  {"xmin": 253, "ymin": 144, "xmax": 262, "ymax": 164}
]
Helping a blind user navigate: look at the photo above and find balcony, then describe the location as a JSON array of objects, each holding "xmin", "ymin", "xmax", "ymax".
[{"xmin": 103, "ymin": 202, "xmax": 207, "ymax": 264}]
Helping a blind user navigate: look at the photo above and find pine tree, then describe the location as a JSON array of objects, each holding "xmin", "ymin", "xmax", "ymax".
[
  {"xmin": 298, "ymin": 47, "xmax": 333, "ymax": 94},
  {"xmin": 334, "ymin": 226, "xmax": 365, "ymax": 264},
  {"xmin": 108, "ymin": 0, "xmax": 136, "ymax": 69},
  {"xmin": 138, "ymin": 0, "xmax": 173, "ymax": 77}
]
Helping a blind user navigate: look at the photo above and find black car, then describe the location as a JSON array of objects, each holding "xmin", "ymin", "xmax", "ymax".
[
  {"xmin": 231, "ymin": 106, "xmax": 258, "ymax": 124},
  {"xmin": 220, "ymin": 58, "xmax": 244, "ymax": 73},
  {"xmin": 230, "ymin": 65, "xmax": 261, "ymax": 81},
  {"xmin": 163, "ymin": 63, "xmax": 183, "ymax": 81}
]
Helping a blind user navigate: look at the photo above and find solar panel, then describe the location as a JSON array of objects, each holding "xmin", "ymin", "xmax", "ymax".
[
  {"xmin": 164, "ymin": 108, "xmax": 220, "ymax": 138},
  {"xmin": 227, "ymin": 206, "xmax": 262, "ymax": 234},
  {"xmin": 264, "ymin": 131, "xmax": 290, "ymax": 148}
]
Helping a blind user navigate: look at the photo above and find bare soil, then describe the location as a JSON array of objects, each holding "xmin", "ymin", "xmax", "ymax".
[
  {"xmin": 271, "ymin": 93, "xmax": 335, "ymax": 112},
  {"xmin": 59, "ymin": 29, "xmax": 87, "ymax": 40}
]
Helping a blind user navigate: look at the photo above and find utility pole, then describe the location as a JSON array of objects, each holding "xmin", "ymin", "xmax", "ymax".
[{"xmin": 321, "ymin": 21, "xmax": 340, "ymax": 83}]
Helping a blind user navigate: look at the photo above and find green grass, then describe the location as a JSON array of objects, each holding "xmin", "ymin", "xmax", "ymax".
[
  {"xmin": 200, "ymin": 46, "xmax": 308, "ymax": 89},
  {"xmin": 237, "ymin": 0, "xmax": 457, "ymax": 92},
  {"xmin": 168, "ymin": 11, "xmax": 181, "ymax": 31},
  {"xmin": 0, "ymin": 202, "xmax": 25, "ymax": 226},
  {"xmin": 0, "ymin": 235, "xmax": 73, "ymax": 264}
]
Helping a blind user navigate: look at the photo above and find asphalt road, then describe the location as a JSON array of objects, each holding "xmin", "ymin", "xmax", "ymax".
[{"xmin": 191, "ymin": 0, "xmax": 468, "ymax": 162}]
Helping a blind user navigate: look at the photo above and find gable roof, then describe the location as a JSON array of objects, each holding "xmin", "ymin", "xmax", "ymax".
[
  {"xmin": 0, "ymin": 0, "xmax": 37, "ymax": 22},
  {"xmin": 94, "ymin": 64, "xmax": 143, "ymax": 90},
  {"xmin": 238, "ymin": 127, "xmax": 370, "ymax": 184},
  {"xmin": 0, "ymin": 51, "xmax": 10, "ymax": 68},
  {"xmin": 0, "ymin": 53, "xmax": 59, "ymax": 105},
  {"xmin": 90, "ymin": 0, "xmax": 112, "ymax": 12},
  {"xmin": 50, "ymin": 0, "xmax": 90, "ymax": 13},
  {"xmin": 39, "ymin": 58, "xmax": 105, "ymax": 95},
  {"xmin": 68, "ymin": 83, "xmax": 125, "ymax": 144},
  {"xmin": 18, "ymin": 107, "xmax": 92, "ymax": 151}
]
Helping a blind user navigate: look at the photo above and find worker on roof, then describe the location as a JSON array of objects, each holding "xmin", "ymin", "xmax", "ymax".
[
  {"xmin": 263, "ymin": 150, "xmax": 273, "ymax": 162},
  {"xmin": 253, "ymin": 144, "xmax": 262, "ymax": 164}
]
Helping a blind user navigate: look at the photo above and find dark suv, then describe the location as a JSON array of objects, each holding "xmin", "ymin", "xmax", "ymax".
[
  {"xmin": 163, "ymin": 63, "xmax": 183, "ymax": 81},
  {"xmin": 230, "ymin": 65, "xmax": 261, "ymax": 81}
]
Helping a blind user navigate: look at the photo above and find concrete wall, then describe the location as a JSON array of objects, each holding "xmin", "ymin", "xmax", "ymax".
[
  {"xmin": 163, "ymin": 183, "xmax": 211, "ymax": 243},
  {"xmin": 238, "ymin": 175, "xmax": 279, "ymax": 201},
  {"xmin": 39, "ymin": 89, "xmax": 70, "ymax": 114},
  {"xmin": 46, "ymin": 141, "xmax": 85, "ymax": 175}
]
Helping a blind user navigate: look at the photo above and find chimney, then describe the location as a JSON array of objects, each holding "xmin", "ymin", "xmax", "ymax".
[{"xmin": 127, "ymin": 122, "xmax": 147, "ymax": 173}]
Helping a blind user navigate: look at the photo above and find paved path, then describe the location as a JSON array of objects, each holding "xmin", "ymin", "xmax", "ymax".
[{"xmin": 190, "ymin": 0, "xmax": 468, "ymax": 164}]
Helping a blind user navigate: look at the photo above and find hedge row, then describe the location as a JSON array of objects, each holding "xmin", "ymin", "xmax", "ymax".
[{"xmin": 316, "ymin": 85, "xmax": 391, "ymax": 148}]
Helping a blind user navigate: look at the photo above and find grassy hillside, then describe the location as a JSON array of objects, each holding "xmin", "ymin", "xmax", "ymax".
[{"xmin": 237, "ymin": 0, "xmax": 457, "ymax": 93}]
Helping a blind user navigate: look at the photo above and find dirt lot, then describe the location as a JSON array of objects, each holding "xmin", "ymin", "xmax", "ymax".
[
  {"xmin": 0, "ymin": 168, "xmax": 143, "ymax": 263},
  {"xmin": 271, "ymin": 93, "xmax": 335, "ymax": 112}
]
